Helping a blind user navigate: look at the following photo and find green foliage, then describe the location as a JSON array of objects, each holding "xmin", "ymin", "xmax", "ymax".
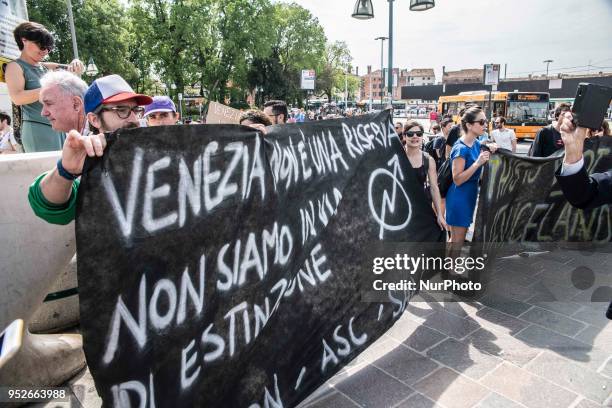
[
  {"xmin": 26, "ymin": 0, "xmax": 352, "ymax": 107},
  {"xmin": 247, "ymin": 3, "xmax": 326, "ymax": 106},
  {"xmin": 316, "ymin": 41, "xmax": 353, "ymax": 102}
]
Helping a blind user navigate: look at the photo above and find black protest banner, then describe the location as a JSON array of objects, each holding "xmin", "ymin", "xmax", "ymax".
[
  {"xmin": 75, "ymin": 111, "xmax": 445, "ymax": 407},
  {"xmin": 474, "ymin": 137, "xmax": 611, "ymax": 245}
]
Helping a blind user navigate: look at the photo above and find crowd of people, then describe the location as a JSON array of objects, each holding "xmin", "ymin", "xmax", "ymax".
[
  {"xmin": 1, "ymin": 17, "xmax": 611, "ymax": 395},
  {"xmin": 395, "ymin": 102, "xmax": 611, "ymax": 250},
  {"xmin": 3, "ymin": 21, "xmax": 610, "ymax": 242}
]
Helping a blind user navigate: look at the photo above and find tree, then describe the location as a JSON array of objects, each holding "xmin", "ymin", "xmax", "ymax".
[
  {"xmin": 316, "ymin": 41, "xmax": 352, "ymax": 103},
  {"xmin": 248, "ymin": 3, "xmax": 326, "ymax": 106},
  {"xmin": 128, "ymin": 0, "xmax": 201, "ymax": 100},
  {"xmin": 129, "ymin": 0, "xmax": 274, "ymax": 104},
  {"xmin": 194, "ymin": 0, "xmax": 275, "ymax": 102}
]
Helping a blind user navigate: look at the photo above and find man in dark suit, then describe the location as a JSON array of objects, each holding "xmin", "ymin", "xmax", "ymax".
[{"xmin": 555, "ymin": 111, "xmax": 612, "ymax": 319}]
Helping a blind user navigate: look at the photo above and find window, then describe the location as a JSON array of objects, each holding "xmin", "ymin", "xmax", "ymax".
[{"xmin": 507, "ymin": 101, "xmax": 549, "ymax": 124}]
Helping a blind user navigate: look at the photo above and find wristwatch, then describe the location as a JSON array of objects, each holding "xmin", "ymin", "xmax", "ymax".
[{"xmin": 56, "ymin": 159, "xmax": 81, "ymax": 181}]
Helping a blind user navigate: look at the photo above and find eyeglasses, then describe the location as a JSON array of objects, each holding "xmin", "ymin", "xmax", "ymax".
[
  {"xmin": 470, "ymin": 119, "xmax": 487, "ymax": 126},
  {"xmin": 405, "ymin": 131, "xmax": 424, "ymax": 137},
  {"xmin": 97, "ymin": 105, "xmax": 145, "ymax": 119}
]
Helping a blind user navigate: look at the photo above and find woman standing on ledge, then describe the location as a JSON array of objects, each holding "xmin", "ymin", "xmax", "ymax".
[{"xmin": 5, "ymin": 22, "xmax": 83, "ymax": 152}]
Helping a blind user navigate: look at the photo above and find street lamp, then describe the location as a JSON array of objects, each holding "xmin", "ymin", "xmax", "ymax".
[
  {"xmin": 352, "ymin": 0, "xmax": 374, "ymax": 19},
  {"xmin": 353, "ymin": 0, "xmax": 435, "ymax": 108},
  {"xmin": 543, "ymin": 59, "xmax": 553, "ymax": 78},
  {"xmin": 409, "ymin": 0, "xmax": 435, "ymax": 11},
  {"xmin": 374, "ymin": 36, "xmax": 387, "ymax": 108},
  {"xmin": 85, "ymin": 57, "xmax": 98, "ymax": 78}
]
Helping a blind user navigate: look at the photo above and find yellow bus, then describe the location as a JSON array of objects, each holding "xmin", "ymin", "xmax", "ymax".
[{"xmin": 438, "ymin": 91, "xmax": 550, "ymax": 139}]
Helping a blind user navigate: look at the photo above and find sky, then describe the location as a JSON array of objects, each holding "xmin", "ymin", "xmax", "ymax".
[{"xmin": 278, "ymin": 0, "xmax": 612, "ymax": 81}]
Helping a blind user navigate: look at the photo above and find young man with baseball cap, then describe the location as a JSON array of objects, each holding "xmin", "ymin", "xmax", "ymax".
[
  {"xmin": 144, "ymin": 95, "xmax": 180, "ymax": 126},
  {"xmin": 29, "ymin": 74, "xmax": 152, "ymax": 225}
]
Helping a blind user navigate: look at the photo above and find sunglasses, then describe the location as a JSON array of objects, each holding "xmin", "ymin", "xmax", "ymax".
[
  {"xmin": 470, "ymin": 119, "xmax": 487, "ymax": 126},
  {"xmin": 405, "ymin": 131, "xmax": 424, "ymax": 137},
  {"xmin": 38, "ymin": 44, "xmax": 53, "ymax": 52},
  {"xmin": 25, "ymin": 39, "xmax": 53, "ymax": 53}
]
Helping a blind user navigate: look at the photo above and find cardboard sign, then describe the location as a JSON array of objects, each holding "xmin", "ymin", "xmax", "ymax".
[{"xmin": 205, "ymin": 101, "xmax": 242, "ymax": 124}]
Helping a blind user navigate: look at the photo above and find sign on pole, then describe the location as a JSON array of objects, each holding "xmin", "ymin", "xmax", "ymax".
[
  {"xmin": 549, "ymin": 78, "xmax": 563, "ymax": 90},
  {"xmin": 300, "ymin": 69, "xmax": 316, "ymax": 90},
  {"xmin": 0, "ymin": 0, "xmax": 28, "ymax": 82},
  {"xmin": 483, "ymin": 64, "xmax": 501, "ymax": 86}
]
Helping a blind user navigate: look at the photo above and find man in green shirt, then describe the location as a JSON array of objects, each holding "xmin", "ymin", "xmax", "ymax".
[{"xmin": 29, "ymin": 74, "xmax": 152, "ymax": 224}]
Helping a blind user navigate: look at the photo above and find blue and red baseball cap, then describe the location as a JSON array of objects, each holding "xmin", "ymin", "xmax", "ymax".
[
  {"xmin": 85, "ymin": 74, "xmax": 152, "ymax": 114},
  {"xmin": 144, "ymin": 96, "xmax": 177, "ymax": 117}
]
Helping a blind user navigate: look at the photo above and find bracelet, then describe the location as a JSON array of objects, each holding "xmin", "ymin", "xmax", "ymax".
[{"xmin": 56, "ymin": 159, "xmax": 81, "ymax": 181}]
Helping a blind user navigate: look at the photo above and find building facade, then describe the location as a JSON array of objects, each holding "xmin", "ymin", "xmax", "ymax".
[
  {"xmin": 408, "ymin": 69, "xmax": 435, "ymax": 86},
  {"xmin": 360, "ymin": 66, "xmax": 410, "ymax": 101},
  {"xmin": 443, "ymin": 68, "xmax": 484, "ymax": 84}
]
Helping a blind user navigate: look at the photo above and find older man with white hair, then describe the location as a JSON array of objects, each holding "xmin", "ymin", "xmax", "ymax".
[{"xmin": 39, "ymin": 70, "xmax": 88, "ymax": 134}]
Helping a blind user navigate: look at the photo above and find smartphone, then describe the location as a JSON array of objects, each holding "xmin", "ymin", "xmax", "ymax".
[
  {"xmin": 571, "ymin": 83, "xmax": 612, "ymax": 130},
  {"xmin": 0, "ymin": 319, "xmax": 24, "ymax": 370}
]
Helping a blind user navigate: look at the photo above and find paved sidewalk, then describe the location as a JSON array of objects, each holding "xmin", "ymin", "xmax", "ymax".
[
  {"xmin": 32, "ymin": 250, "xmax": 612, "ymax": 407},
  {"xmin": 298, "ymin": 250, "xmax": 612, "ymax": 408}
]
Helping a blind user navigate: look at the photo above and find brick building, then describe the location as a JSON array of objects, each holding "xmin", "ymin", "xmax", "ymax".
[{"xmin": 360, "ymin": 66, "xmax": 410, "ymax": 101}]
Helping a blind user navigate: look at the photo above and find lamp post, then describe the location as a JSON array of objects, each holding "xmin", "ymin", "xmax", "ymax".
[
  {"xmin": 344, "ymin": 58, "xmax": 351, "ymax": 112},
  {"xmin": 369, "ymin": 70, "xmax": 373, "ymax": 111},
  {"xmin": 374, "ymin": 36, "xmax": 387, "ymax": 108},
  {"xmin": 543, "ymin": 59, "xmax": 553, "ymax": 78},
  {"xmin": 354, "ymin": 0, "xmax": 435, "ymax": 110},
  {"xmin": 66, "ymin": 0, "xmax": 79, "ymax": 60},
  {"xmin": 345, "ymin": 70, "xmax": 348, "ymax": 111}
]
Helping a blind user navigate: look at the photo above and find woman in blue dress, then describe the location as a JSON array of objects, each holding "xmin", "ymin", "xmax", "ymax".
[{"xmin": 446, "ymin": 106, "xmax": 497, "ymax": 244}]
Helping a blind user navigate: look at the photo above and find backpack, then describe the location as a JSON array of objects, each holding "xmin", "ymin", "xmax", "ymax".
[
  {"xmin": 423, "ymin": 136, "xmax": 443, "ymax": 164},
  {"xmin": 437, "ymin": 158, "xmax": 453, "ymax": 198}
]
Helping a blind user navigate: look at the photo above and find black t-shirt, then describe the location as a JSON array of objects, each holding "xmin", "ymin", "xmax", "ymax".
[
  {"xmin": 445, "ymin": 125, "xmax": 461, "ymax": 147},
  {"xmin": 529, "ymin": 125, "xmax": 564, "ymax": 157},
  {"xmin": 432, "ymin": 136, "xmax": 446, "ymax": 167}
]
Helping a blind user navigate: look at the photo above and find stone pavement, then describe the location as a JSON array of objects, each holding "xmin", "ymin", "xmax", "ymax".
[
  {"xmin": 31, "ymin": 249, "xmax": 612, "ymax": 407},
  {"xmin": 297, "ymin": 249, "xmax": 612, "ymax": 408}
]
